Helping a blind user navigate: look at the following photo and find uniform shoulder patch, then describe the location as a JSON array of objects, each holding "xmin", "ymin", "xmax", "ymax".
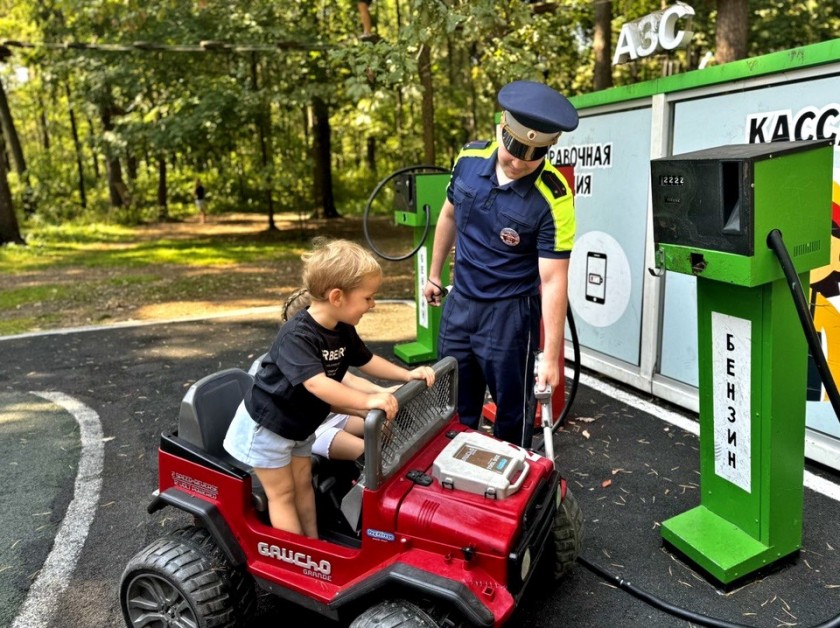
[
  {"xmin": 463, "ymin": 140, "xmax": 492, "ymax": 150},
  {"xmin": 540, "ymin": 170, "xmax": 567, "ymax": 198}
]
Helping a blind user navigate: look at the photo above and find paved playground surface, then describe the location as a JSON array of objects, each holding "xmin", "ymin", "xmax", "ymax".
[{"xmin": 2, "ymin": 306, "xmax": 840, "ymax": 627}]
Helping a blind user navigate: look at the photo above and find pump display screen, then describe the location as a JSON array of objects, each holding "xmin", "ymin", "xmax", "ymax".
[{"xmin": 658, "ymin": 175, "xmax": 685, "ymax": 186}]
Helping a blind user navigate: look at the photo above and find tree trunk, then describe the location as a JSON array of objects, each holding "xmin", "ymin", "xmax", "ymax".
[
  {"xmin": 366, "ymin": 136, "xmax": 376, "ymax": 173},
  {"xmin": 593, "ymin": 0, "xmax": 613, "ymax": 90},
  {"xmin": 86, "ymin": 115, "xmax": 100, "ymax": 179},
  {"xmin": 0, "ymin": 133, "xmax": 23, "ymax": 245},
  {"xmin": 312, "ymin": 96, "xmax": 338, "ymax": 218},
  {"xmin": 0, "ymin": 78, "xmax": 27, "ymax": 175},
  {"xmin": 126, "ymin": 154, "xmax": 138, "ymax": 180},
  {"xmin": 157, "ymin": 155, "xmax": 168, "ymax": 220},
  {"xmin": 37, "ymin": 91, "xmax": 50, "ymax": 151},
  {"xmin": 715, "ymin": 0, "xmax": 749, "ymax": 63},
  {"xmin": 418, "ymin": 43, "xmax": 436, "ymax": 165},
  {"xmin": 100, "ymin": 106, "xmax": 126, "ymax": 208},
  {"xmin": 251, "ymin": 53, "xmax": 276, "ymax": 229},
  {"xmin": 65, "ymin": 83, "xmax": 87, "ymax": 209}
]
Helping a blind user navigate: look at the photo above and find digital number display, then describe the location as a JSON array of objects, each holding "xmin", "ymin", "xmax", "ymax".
[{"xmin": 659, "ymin": 175, "xmax": 684, "ymax": 186}]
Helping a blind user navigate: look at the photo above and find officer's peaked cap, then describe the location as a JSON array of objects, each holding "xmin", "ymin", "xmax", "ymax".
[{"xmin": 498, "ymin": 80, "xmax": 579, "ymax": 137}]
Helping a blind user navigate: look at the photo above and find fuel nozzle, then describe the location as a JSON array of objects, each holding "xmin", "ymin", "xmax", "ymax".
[{"xmin": 534, "ymin": 351, "xmax": 556, "ymax": 466}]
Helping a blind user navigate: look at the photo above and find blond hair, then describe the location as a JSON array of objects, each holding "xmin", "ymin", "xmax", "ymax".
[
  {"xmin": 282, "ymin": 288, "xmax": 311, "ymax": 322},
  {"xmin": 302, "ymin": 238, "xmax": 382, "ymax": 301}
]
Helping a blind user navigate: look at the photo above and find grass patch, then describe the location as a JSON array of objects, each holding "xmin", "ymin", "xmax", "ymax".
[
  {"xmin": 0, "ymin": 284, "xmax": 76, "ymax": 310},
  {"xmin": 0, "ymin": 314, "xmax": 60, "ymax": 336},
  {"xmin": 0, "ymin": 223, "xmax": 304, "ymax": 274},
  {"xmin": 0, "ymin": 275, "xmax": 159, "ymax": 312},
  {"xmin": 0, "ymin": 214, "xmax": 382, "ymax": 335}
]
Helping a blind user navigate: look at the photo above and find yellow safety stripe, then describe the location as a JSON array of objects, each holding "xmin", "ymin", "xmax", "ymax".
[
  {"xmin": 534, "ymin": 162, "xmax": 576, "ymax": 252},
  {"xmin": 455, "ymin": 141, "xmax": 497, "ymax": 165}
]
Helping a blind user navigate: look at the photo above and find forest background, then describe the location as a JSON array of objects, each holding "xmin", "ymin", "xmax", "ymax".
[{"xmin": 0, "ymin": 0, "xmax": 838, "ymax": 335}]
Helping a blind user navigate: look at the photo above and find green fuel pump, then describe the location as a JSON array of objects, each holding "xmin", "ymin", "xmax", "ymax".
[
  {"xmin": 650, "ymin": 140, "xmax": 834, "ymax": 585},
  {"xmin": 363, "ymin": 168, "xmax": 451, "ymax": 364},
  {"xmin": 392, "ymin": 172, "xmax": 450, "ymax": 363}
]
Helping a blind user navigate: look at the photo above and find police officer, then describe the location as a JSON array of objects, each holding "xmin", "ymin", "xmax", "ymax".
[{"xmin": 423, "ymin": 80, "xmax": 578, "ymax": 447}]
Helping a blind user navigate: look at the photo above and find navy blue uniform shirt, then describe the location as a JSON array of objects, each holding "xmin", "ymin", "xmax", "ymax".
[{"xmin": 446, "ymin": 141, "xmax": 575, "ymax": 300}]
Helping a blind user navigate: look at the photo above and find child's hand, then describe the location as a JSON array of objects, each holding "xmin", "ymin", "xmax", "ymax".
[
  {"xmin": 408, "ymin": 366, "xmax": 435, "ymax": 388},
  {"xmin": 367, "ymin": 392, "xmax": 398, "ymax": 420}
]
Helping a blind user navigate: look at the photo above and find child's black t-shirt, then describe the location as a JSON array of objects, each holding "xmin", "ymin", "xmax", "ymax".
[{"xmin": 245, "ymin": 309, "xmax": 373, "ymax": 440}]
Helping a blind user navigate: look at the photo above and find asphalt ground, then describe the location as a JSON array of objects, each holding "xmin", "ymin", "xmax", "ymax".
[{"xmin": 2, "ymin": 307, "xmax": 840, "ymax": 627}]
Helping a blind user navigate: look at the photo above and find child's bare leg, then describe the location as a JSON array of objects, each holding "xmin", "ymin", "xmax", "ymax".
[
  {"xmin": 254, "ymin": 465, "xmax": 302, "ymax": 534},
  {"xmin": 327, "ymin": 430, "xmax": 365, "ymax": 460},
  {"xmin": 291, "ymin": 456, "xmax": 318, "ymax": 538},
  {"xmin": 345, "ymin": 415, "xmax": 365, "ymax": 437}
]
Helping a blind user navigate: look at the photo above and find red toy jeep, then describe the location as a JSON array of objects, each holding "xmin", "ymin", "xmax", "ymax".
[{"xmin": 119, "ymin": 357, "xmax": 583, "ymax": 627}]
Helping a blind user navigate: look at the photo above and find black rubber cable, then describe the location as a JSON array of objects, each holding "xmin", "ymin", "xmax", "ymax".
[
  {"xmin": 362, "ymin": 164, "xmax": 449, "ymax": 262},
  {"xmin": 767, "ymin": 228, "xmax": 840, "ymax": 420},
  {"xmin": 555, "ymin": 305, "xmax": 579, "ymax": 430},
  {"xmin": 534, "ymin": 305, "xmax": 580, "ymax": 457},
  {"xmin": 576, "ymin": 555, "xmax": 749, "ymax": 628}
]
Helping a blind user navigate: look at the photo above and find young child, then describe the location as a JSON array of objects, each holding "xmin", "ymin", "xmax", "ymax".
[
  {"xmin": 224, "ymin": 239, "xmax": 435, "ymax": 537},
  {"xmin": 280, "ymin": 287, "xmax": 385, "ymax": 462}
]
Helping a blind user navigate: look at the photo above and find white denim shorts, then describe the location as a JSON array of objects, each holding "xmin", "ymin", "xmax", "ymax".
[
  {"xmin": 223, "ymin": 401, "xmax": 315, "ymax": 468},
  {"xmin": 312, "ymin": 413, "xmax": 351, "ymax": 459}
]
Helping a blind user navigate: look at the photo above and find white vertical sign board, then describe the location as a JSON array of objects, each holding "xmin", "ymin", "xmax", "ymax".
[
  {"xmin": 418, "ymin": 246, "xmax": 429, "ymax": 329},
  {"xmin": 711, "ymin": 312, "xmax": 752, "ymax": 493}
]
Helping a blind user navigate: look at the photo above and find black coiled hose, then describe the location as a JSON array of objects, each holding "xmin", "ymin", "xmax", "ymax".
[{"xmin": 362, "ymin": 164, "xmax": 449, "ymax": 262}]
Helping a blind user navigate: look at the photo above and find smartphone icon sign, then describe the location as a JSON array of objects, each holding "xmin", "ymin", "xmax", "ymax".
[{"xmin": 585, "ymin": 252, "xmax": 607, "ymax": 304}]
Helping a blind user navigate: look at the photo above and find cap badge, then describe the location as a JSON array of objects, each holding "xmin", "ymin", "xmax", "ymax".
[{"xmin": 499, "ymin": 228, "xmax": 521, "ymax": 247}]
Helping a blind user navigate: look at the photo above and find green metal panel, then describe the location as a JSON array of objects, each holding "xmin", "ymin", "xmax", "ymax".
[
  {"xmin": 751, "ymin": 146, "xmax": 832, "ymax": 283},
  {"xmin": 661, "ymin": 276, "xmax": 807, "ymax": 583},
  {"xmin": 394, "ymin": 173, "xmax": 450, "ymax": 364},
  {"xmin": 571, "ymin": 39, "xmax": 840, "ymax": 111}
]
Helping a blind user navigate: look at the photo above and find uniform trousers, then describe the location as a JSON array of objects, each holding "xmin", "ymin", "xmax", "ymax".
[{"xmin": 439, "ymin": 289, "xmax": 540, "ymax": 447}]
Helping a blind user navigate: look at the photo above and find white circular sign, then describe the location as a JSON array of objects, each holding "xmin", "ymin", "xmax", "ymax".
[{"xmin": 568, "ymin": 231, "xmax": 632, "ymax": 328}]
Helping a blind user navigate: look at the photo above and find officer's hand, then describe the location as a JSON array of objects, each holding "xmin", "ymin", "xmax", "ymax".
[
  {"xmin": 536, "ymin": 360, "xmax": 561, "ymax": 392},
  {"xmin": 423, "ymin": 279, "xmax": 446, "ymax": 307}
]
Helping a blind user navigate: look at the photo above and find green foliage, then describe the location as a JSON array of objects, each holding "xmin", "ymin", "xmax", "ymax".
[{"xmin": 0, "ymin": 0, "xmax": 837, "ymax": 236}]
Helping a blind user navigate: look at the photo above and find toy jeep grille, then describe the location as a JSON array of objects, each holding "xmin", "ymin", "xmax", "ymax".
[{"xmin": 363, "ymin": 357, "xmax": 457, "ymax": 490}]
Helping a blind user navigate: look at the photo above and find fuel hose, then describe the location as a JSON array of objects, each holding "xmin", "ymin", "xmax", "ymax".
[{"xmin": 362, "ymin": 164, "xmax": 449, "ymax": 262}]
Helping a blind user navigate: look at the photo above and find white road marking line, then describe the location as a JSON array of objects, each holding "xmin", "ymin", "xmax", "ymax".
[
  {"xmin": 11, "ymin": 392, "xmax": 103, "ymax": 628},
  {"xmin": 571, "ymin": 368, "xmax": 840, "ymax": 503}
]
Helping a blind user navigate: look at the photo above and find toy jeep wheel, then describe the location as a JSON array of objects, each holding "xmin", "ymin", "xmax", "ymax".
[
  {"xmin": 350, "ymin": 599, "xmax": 440, "ymax": 627},
  {"xmin": 120, "ymin": 526, "xmax": 255, "ymax": 628},
  {"xmin": 549, "ymin": 486, "xmax": 584, "ymax": 579}
]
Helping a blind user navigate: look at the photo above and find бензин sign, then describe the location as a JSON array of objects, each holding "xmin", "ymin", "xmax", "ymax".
[
  {"xmin": 711, "ymin": 312, "xmax": 752, "ymax": 493},
  {"xmin": 613, "ymin": 3, "xmax": 695, "ymax": 65}
]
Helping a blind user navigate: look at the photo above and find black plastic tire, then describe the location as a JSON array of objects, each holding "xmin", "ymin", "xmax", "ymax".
[
  {"xmin": 551, "ymin": 486, "xmax": 584, "ymax": 579},
  {"xmin": 119, "ymin": 526, "xmax": 255, "ymax": 628},
  {"xmin": 350, "ymin": 598, "xmax": 440, "ymax": 628}
]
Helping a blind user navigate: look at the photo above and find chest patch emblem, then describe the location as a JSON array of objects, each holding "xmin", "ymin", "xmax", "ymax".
[{"xmin": 499, "ymin": 227, "xmax": 520, "ymax": 247}]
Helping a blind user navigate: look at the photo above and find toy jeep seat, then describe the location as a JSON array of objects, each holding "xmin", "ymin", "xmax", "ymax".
[
  {"xmin": 177, "ymin": 368, "xmax": 269, "ymax": 512},
  {"xmin": 179, "ymin": 368, "xmax": 252, "ymax": 459}
]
